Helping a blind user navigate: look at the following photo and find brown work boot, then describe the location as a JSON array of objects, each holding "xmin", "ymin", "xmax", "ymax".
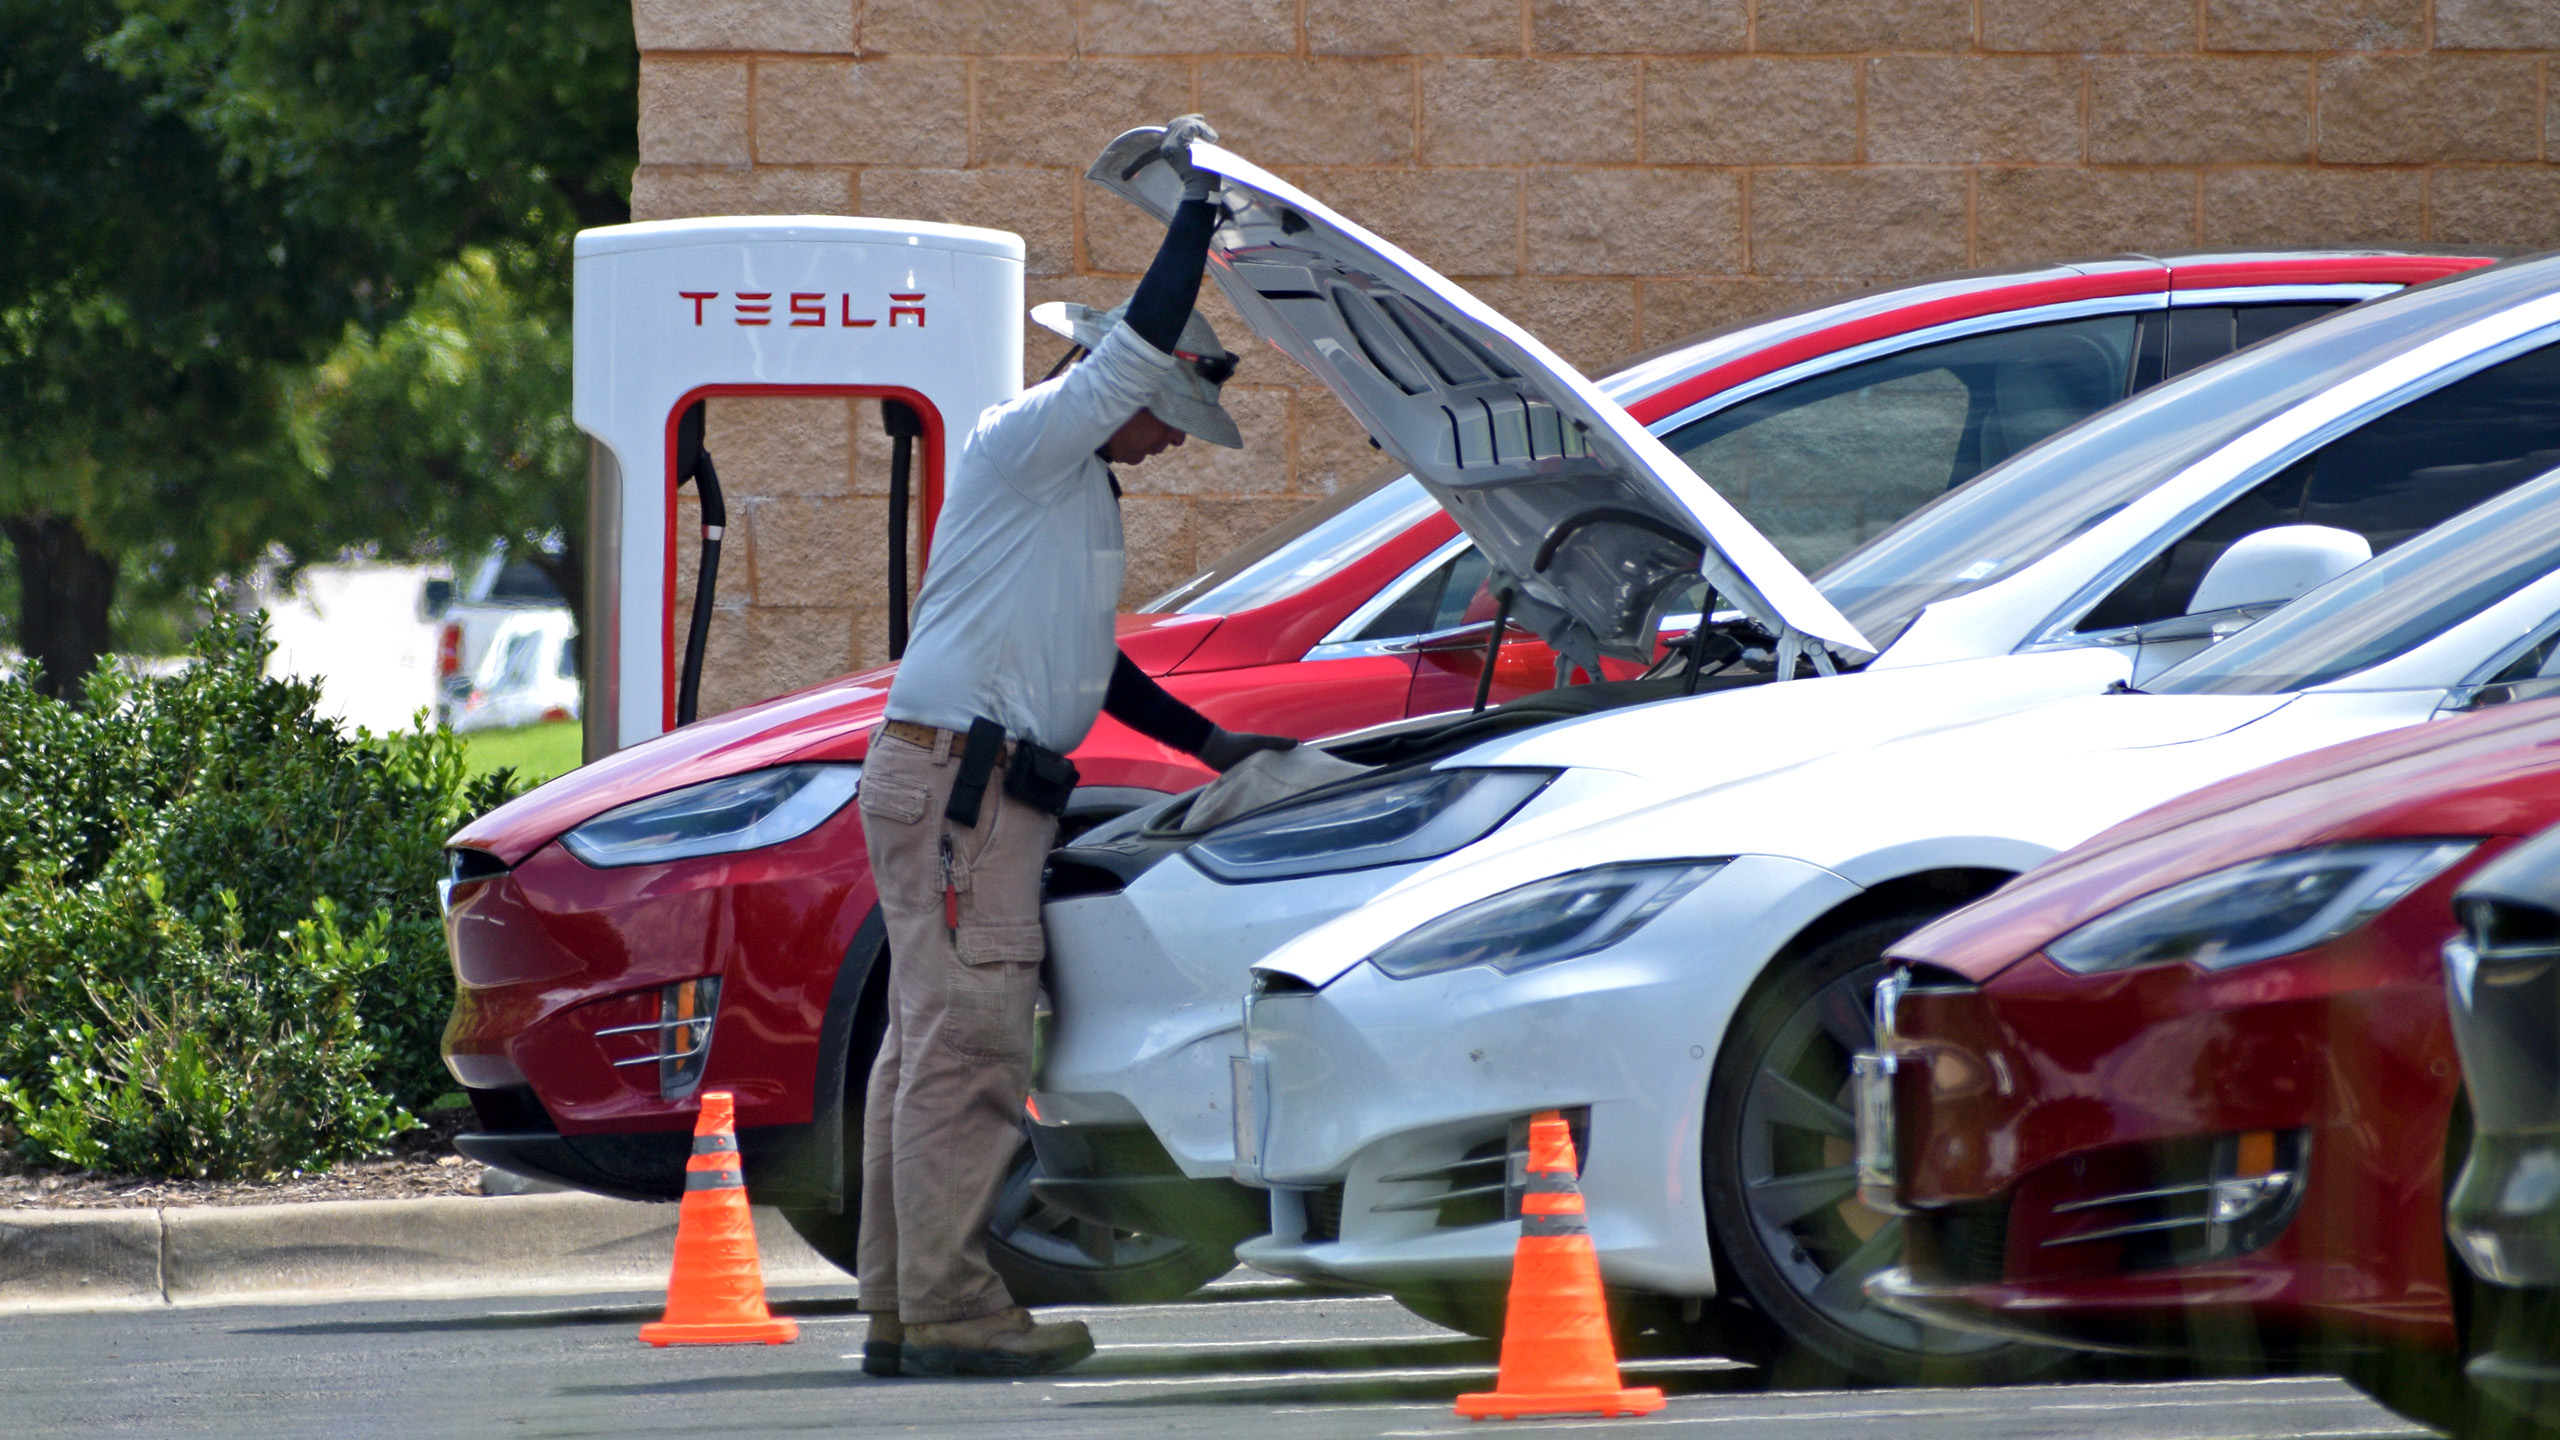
[
  {"xmin": 900, "ymin": 1305, "xmax": 1095, "ymax": 1377},
  {"xmin": 860, "ymin": 1312, "xmax": 904, "ymax": 1377}
]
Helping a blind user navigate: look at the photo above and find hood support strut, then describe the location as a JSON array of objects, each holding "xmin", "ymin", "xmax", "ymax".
[{"xmin": 1471, "ymin": 584, "xmax": 1516, "ymax": 715}]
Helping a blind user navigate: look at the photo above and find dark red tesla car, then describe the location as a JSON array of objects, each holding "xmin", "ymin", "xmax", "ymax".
[
  {"xmin": 1864, "ymin": 695, "xmax": 2560, "ymax": 1420},
  {"xmin": 442, "ymin": 249, "xmax": 2480, "ymax": 1306}
]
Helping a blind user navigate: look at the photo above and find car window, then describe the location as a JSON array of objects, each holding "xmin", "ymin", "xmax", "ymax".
[
  {"xmin": 1812, "ymin": 260, "xmax": 2560, "ymax": 655},
  {"xmin": 1662, "ymin": 315, "xmax": 2138, "ymax": 573},
  {"xmin": 486, "ymin": 558, "xmax": 563, "ymax": 604},
  {"xmin": 1428, "ymin": 548, "xmax": 1495, "ymax": 632},
  {"xmin": 1352, "ymin": 545, "xmax": 1498, "ymax": 642},
  {"xmin": 2487, "ymin": 626, "xmax": 2560, "ymax": 686},
  {"xmin": 2077, "ymin": 339, "xmax": 2560, "ymax": 631},
  {"xmin": 2166, "ymin": 306, "xmax": 2235, "ymax": 378},
  {"xmin": 1140, "ymin": 471, "xmax": 1438, "ymax": 616},
  {"xmin": 2152, "ymin": 465, "xmax": 2560, "ymax": 695},
  {"xmin": 2128, "ymin": 303, "xmax": 2350, "ymax": 392},
  {"xmin": 2236, "ymin": 303, "xmax": 2349, "ymax": 350},
  {"xmin": 493, "ymin": 634, "xmax": 541, "ymax": 689}
]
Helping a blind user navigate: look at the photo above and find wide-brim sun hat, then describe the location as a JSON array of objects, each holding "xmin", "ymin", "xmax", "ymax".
[{"xmin": 1030, "ymin": 300, "xmax": 1245, "ymax": 449}]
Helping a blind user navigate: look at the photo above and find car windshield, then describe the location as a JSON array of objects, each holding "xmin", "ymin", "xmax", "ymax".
[
  {"xmin": 2151, "ymin": 466, "xmax": 2560, "ymax": 696},
  {"xmin": 1811, "ymin": 258, "xmax": 2556, "ymax": 650},
  {"xmin": 1140, "ymin": 471, "xmax": 1438, "ymax": 615}
]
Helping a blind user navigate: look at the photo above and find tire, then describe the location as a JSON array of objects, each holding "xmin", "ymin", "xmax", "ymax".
[
  {"xmin": 1391, "ymin": 1283, "xmax": 1781, "ymax": 1364},
  {"xmin": 981, "ymin": 1135, "xmax": 1237, "ymax": 1305},
  {"xmin": 2351, "ymin": 1103, "xmax": 2560, "ymax": 1440},
  {"xmin": 2458, "ymin": 1281, "xmax": 2560, "ymax": 1440},
  {"xmin": 779, "ymin": 1131, "xmax": 1232, "ymax": 1307},
  {"xmin": 2342, "ymin": 1343, "xmax": 2478, "ymax": 1438},
  {"xmin": 1703, "ymin": 914, "xmax": 2059, "ymax": 1387},
  {"xmin": 779, "ymin": 939, "xmax": 1231, "ymax": 1310}
]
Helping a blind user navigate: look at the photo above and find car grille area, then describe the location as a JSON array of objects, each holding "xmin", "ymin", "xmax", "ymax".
[
  {"xmin": 1907, "ymin": 1199, "xmax": 2012, "ymax": 1286},
  {"xmin": 1304, "ymin": 1184, "xmax": 1347, "ymax": 1242},
  {"xmin": 2008, "ymin": 1130, "xmax": 2311, "ymax": 1282}
]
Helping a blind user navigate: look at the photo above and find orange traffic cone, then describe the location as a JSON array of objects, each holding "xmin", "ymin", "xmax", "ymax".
[
  {"xmin": 1455, "ymin": 1112, "xmax": 1664, "ymax": 1420},
  {"xmin": 639, "ymin": 1091, "xmax": 799, "ymax": 1346}
]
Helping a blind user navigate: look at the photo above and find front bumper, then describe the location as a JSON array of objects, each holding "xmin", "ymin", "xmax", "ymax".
[
  {"xmin": 439, "ymin": 802, "xmax": 875, "ymax": 1192},
  {"xmin": 1234, "ymin": 854, "xmax": 1859, "ymax": 1296},
  {"xmin": 1036, "ymin": 848, "xmax": 1417, "ymax": 1172},
  {"xmin": 2449, "ymin": 1130, "xmax": 2560, "ymax": 1286},
  {"xmin": 1875, "ymin": 909, "xmax": 2467, "ymax": 1356},
  {"xmin": 1032, "ymin": 764, "xmax": 1635, "ymax": 1179}
]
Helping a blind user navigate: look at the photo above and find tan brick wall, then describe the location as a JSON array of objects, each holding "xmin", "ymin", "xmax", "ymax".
[{"xmin": 632, "ymin": 0, "xmax": 2560, "ymax": 714}]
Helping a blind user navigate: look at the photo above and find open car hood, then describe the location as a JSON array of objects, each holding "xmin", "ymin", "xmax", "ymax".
[{"xmin": 1089, "ymin": 128, "xmax": 1873, "ymax": 671}]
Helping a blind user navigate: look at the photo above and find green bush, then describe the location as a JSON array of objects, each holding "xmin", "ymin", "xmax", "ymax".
[{"xmin": 0, "ymin": 611, "xmax": 527, "ymax": 1177}]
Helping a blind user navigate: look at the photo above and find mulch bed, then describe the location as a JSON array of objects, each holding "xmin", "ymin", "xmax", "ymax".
[{"xmin": 0, "ymin": 1108, "xmax": 493, "ymax": 1209}]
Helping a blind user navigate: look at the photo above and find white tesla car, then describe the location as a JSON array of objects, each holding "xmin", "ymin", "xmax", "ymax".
[
  {"xmin": 1234, "ymin": 464, "xmax": 2560, "ymax": 1384},
  {"xmin": 1034, "ymin": 136, "xmax": 2560, "ymax": 1259}
]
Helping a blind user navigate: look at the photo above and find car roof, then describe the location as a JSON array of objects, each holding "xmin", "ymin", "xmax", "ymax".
[{"xmin": 1600, "ymin": 250, "xmax": 2493, "ymax": 428}]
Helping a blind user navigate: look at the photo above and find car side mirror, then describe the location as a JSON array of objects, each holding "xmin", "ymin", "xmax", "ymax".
[
  {"xmin": 2188, "ymin": 525, "xmax": 2371, "ymax": 615},
  {"xmin": 2446, "ymin": 676, "xmax": 2560, "ymax": 713},
  {"xmin": 420, "ymin": 578, "xmax": 455, "ymax": 621}
]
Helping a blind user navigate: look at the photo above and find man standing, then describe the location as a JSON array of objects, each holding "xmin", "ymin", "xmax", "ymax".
[{"xmin": 855, "ymin": 117, "xmax": 1293, "ymax": 1378}]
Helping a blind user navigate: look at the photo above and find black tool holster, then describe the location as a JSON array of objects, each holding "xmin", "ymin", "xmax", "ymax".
[{"xmin": 943, "ymin": 718, "xmax": 1080, "ymax": 827}]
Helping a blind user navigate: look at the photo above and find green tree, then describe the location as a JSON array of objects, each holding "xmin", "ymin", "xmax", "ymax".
[
  {"xmin": 0, "ymin": 0, "xmax": 632, "ymax": 696},
  {"xmin": 0, "ymin": 0, "xmax": 383, "ymax": 698},
  {"xmin": 102, "ymin": 0, "xmax": 637, "ymax": 282},
  {"xmin": 105, "ymin": 0, "xmax": 635, "ymax": 634}
]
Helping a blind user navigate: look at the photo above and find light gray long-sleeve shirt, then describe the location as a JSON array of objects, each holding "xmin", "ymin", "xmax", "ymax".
[{"xmin": 883, "ymin": 323, "xmax": 1176, "ymax": 754}]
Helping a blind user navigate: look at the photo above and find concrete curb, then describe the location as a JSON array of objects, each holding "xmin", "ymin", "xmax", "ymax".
[{"xmin": 0, "ymin": 1194, "xmax": 846, "ymax": 1311}]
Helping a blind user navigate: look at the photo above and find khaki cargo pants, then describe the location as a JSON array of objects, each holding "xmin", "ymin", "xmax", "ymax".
[{"xmin": 855, "ymin": 727, "xmax": 1057, "ymax": 1325}]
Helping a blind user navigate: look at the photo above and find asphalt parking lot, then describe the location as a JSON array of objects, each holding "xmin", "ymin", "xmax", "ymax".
[{"xmin": 7, "ymin": 1271, "xmax": 2433, "ymax": 1439}]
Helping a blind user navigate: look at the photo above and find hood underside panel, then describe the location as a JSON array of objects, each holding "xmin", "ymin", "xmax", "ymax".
[{"xmin": 1088, "ymin": 128, "xmax": 1873, "ymax": 669}]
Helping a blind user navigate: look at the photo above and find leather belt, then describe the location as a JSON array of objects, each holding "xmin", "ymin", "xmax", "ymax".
[{"xmin": 880, "ymin": 719, "xmax": 1007, "ymax": 760}]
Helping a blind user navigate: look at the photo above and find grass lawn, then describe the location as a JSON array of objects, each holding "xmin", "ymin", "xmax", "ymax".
[{"xmin": 461, "ymin": 719, "xmax": 583, "ymax": 784}]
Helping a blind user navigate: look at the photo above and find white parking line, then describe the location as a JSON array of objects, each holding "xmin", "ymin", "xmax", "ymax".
[
  {"xmin": 1268, "ymin": 1402, "xmax": 1452, "ymax": 1416},
  {"xmin": 834, "ymin": 1331, "xmax": 1462, "ymax": 1362},
  {"xmin": 1055, "ymin": 1363, "xmax": 1497, "ymax": 1390},
  {"xmin": 1093, "ymin": 1333, "xmax": 1458, "ymax": 1352},
  {"xmin": 1036, "ymin": 1294, "xmax": 1407, "ymax": 1321},
  {"xmin": 1363, "ymin": 1380, "xmax": 2417, "ymax": 1435},
  {"xmin": 1382, "ymin": 1416, "xmax": 2416, "ymax": 1438},
  {"xmin": 1053, "ymin": 1355, "xmax": 1749, "ymax": 1392},
  {"xmin": 2030, "ymin": 1395, "xmax": 2389, "ymax": 1414}
]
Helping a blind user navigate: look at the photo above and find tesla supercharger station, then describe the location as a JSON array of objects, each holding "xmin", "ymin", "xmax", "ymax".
[{"xmin": 573, "ymin": 216, "xmax": 1025, "ymax": 760}]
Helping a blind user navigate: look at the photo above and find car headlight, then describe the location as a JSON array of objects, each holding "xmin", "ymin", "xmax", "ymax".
[
  {"xmin": 561, "ymin": 763, "xmax": 862, "ymax": 868},
  {"xmin": 2046, "ymin": 840, "xmax": 2477, "ymax": 976},
  {"xmin": 1186, "ymin": 768, "xmax": 1557, "ymax": 883},
  {"xmin": 1367, "ymin": 860, "xmax": 1726, "ymax": 980}
]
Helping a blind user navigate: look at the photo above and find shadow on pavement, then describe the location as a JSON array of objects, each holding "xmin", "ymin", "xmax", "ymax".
[
  {"xmin": 236, "ymin": 1293, "xmax": 874, "ymax": 1336},
  {"xmin": 1079, "ymin": 1336, "xmax": 1496, "ymax": 1376},
  {"xmin": 1063, "ymin": 1354, "xmax": 1764, "ymax": 1408},
  {"xmin": 556, "ymin": 1370, "xmax": 863, "ymax": 1398}
]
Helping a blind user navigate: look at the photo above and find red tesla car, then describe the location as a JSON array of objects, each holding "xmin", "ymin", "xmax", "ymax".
[
  {"xmin": 1865, "ymin": 696, "xmax": 2560, "ymax": 1419},
  {"xmin": 442, "ymin": 249, "xmax": 2482, "ymax": 1306}
]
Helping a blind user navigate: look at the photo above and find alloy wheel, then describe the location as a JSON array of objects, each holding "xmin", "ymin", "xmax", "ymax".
[{"xmin": 1732, "ymin": 957, "xmax": 2010, "ymax": 1360}]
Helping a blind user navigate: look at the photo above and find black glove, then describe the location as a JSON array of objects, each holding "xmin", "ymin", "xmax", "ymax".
[
  {"xmin": 1197, "ymin": 727, "xmax": 1295, "ymax": 772},
  {"xmin": 1159, "ymin": 113, "xmax": 1220, "ymax": 202}
]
